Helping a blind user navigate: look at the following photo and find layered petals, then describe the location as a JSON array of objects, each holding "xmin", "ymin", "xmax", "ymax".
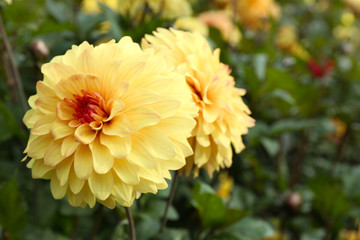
[
  {"xmin": 23, "ymin": 38, "xmax": 198, "ymax": 208},
  {"xmin": 143, "ymin": 28, "xmax": 254, "ymax": 177}
]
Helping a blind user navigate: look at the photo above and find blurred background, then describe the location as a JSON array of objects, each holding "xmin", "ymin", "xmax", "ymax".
[{"xmin": 1, "ymin": 0, "xmax": 360, "ymax": 239}]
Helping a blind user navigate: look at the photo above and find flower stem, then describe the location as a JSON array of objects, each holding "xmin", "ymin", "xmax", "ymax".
[
  {"xmin": 160, "ymin": 170, "xmax": 180, "ymax": 232},
  {"xmin": 125, "ymin": 207, "xmax": 136, "ymax": 240},
  {"xmin": 0, "ymin": 11, "xmax": 27, "ymax": 112}
]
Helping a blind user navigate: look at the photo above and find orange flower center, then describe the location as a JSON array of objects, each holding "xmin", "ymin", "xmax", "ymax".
[{"xmin": 65, "ymin": 90, "xmax": 108, "ymax": 124}]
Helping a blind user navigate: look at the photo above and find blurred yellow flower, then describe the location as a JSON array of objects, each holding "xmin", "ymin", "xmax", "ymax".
[
  {"xmin": 23, "ymin": 38, "xmax": 198, "ymax": 208},
  {"xmin": 174, "ymin": 16, "xmax": 209, "ymax": 37},
  {"xmin": 236, "ymin": 0, "xmax": 281, "ymax": 31},
  {"xmin": 276, "ymin": 25, "xmax": 310, "ymax": 61},
  {"xmin": 329, "ymin": 117, "xmax": 347, "ymax": 142},
  {"xmin": 216, "ymin": 171, "xmax": 234, "ymax": 199},
  {"xmin": 257, "ymin": 231, "xmax": 288, "ymax": 240},
  {"xmin": 82, "ymin": 0, "xmax": 119, "ymax": 13},
  {"xmin": 342, "ymin": 11, "xmax": 356, "ymax": 26},
  {"xmin": 339, "ymin": 224, "xmax": 360, "ymax": 240},
  {"xmin": 345, "ymin": 0, "xmax": 360, "ymax": 16},
  {"xmin": 198, "ymin": 11, "xmax": 242, "ymax": 47},
  {"xmin": 142, "ymin": 28, "xmax": 254, "ymax": 177},
  {"xmin": 119, "ymin": 0, "xmax": 192, "ymax": 22}
]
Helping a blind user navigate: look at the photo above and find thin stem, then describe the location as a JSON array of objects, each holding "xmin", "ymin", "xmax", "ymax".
[
  {"xmin": 0, "ymin": 11, "xmax": 27, "ymax": 112},
  {"xmin": 290, "ymin": 133, "xmax": 308, "ymax": 188},
  {"xmin": 160, "ymin": 170, "xmax": 180, "ymax": 232},
  {"xmin": 125, "ymin": 207, "xmax": 136, "ymax": 240}
]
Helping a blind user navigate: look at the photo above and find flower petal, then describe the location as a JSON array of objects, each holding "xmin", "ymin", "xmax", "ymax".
[
  {"xmin": 61, "ymin": 135, "xmax": 80, "ymax": 158},
  {"xmin": 112, "ymin": 159, "xmax": 139, "ymax": 185},
  {"xmin": 124, "ymin": 107, "xmax": 161, "ymax": 131},
  {"xmin": 32, "ymin": 159, "xmax": 53, "ymax": 178},
  {"xmin": 100, "ymin": 133, "xmax": 131, "ymax": 159},
  {"xmin": 137, "ymin": 126, "xmax": 176, "ymax": 159},
  {"xmin": 89, "ymin": 138, "xmax": 114, "ymax": 174},
  {"xmin": 31, "ymin": 115, "xmax": 56, "ymax": 136},
  {"xmin": 88, "ymin": 171, "xmax": 113, "ymax": 201},
  {"xmin": 74, "ymin": 124, "xmax": 97, "ymax": 144},
  {"xmin": 26, "ymin": 134, "xmax": 52, "ymax": 159},
  {"xmin": 127, "ymin": 134, "xmax": 156, "ymax": 168},
  {"xmin": 56, "ymin": 156, "xmax": 74, "ymax": 186},
  {"xmin": 50, "ymin": 175, "xmax": 67, "ymax": 199},
  {"xmin": 56, "ymin": 101, "xmax": 74, "ymax": 121},
  {"xmin": 74, "ymin": 144, "xmax": 93, "ymax": 180},
  {"xmin": 50, "ymin": 119, "xmax": 74, "ymax": 140},
  {"xmin": 44, "ymin": 139, "xmax": 65, "ymax": 167},
  {"xmin": 68, "ymin": 169, "xmax": 85, "ymax": 194},
  {"xmin": 102, "ymin": 113, "xmax": 132, "ymax": 137}
]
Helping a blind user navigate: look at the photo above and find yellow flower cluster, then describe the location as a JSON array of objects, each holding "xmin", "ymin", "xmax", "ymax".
[
  {"xmin": 23, "ymin": 38, "xmax": 198, "ymax": 208},
  {"xmin": 143, "ymin": 28, "xmax": 254, "ymax": 177},
  {"xmin": 82, "ymin": 0, "xmax": 192, "ymax": 21},
  {"xmin": 23, "ymin": 29, "xmax": 253, "ymax": 208}
]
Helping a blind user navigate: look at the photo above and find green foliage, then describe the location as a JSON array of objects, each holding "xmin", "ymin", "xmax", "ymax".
[{"xmin": 1, "ymin": 0, "xmax": 360, "ymax": 239}]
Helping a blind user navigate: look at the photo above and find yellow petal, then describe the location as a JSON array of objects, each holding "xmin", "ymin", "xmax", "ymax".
[
  {"xmin": 42, "ymin": 62, "xmax": 76, "ymax": 86},
  {"xmin": 50, "ymin": 119, "xmax": 74, "ymax": 140},
  {"xmin": 35, "ymin": 96, "xmax": 59, "ymax": 114},
  {"xmin": 125, "ymin": 107, "xmax": 161, "ymax": 131},
  {"xmin": 61, "ymin": 135, "xmax": 80, "ymax": 158},
  {"xmin": 56, "ymin": 101, "xmax": 74, "ymax": 121},
  {"xmin": 121, "ymin": 88, "xmax": 159, "ymax": 109},
  {"xmin": 74, "ymin": 124, "xmax": 97, "ymax": 144},
  {"xmin": 26, "ymin": 134, "xmax": 52, "ymax": 159},
  {"xmin": 203, "ymin": 104, "xmax": 219, "ymax": 123},
  {"xmin": 112, "ymin": 177, "xmax": 133, "ymax": 206},
  {"xmin": 145, "ymin": 99, "xmax": 181, "ymax": 118},
  {"xmin": 104, "ymin": 80, "xmax": 129, "ymax": 99},
  {"xmin": 89, "ymin": 138, "xmax": 114, "ymax": 174},
  {"xmin": 31, "ymin": 115, "xmax": 56, "ymax": 136},
  {"xmin": 137, "ymin": 126, "xmax": 176, "ymax": 159},
  {"xmin": 102, "ymin": 113, "xmax": 132, "ymax": 137},
  {"xmin": 74, "ymin": 144, "xmax": 93, "ymax": 180},
  {"xmin": 32, "ymin": 159, "xmax": 53, "ymax": 178},
  {"xmin": 88, "ymin": 171, "xmax": 113, "ymax": 201},
  {"xmin": 100, "ymin": 133, "xmax": 131, "ymax": 159},
  {"xmin": 44, "ymin": 139, "xmax": 65, "ymax": 167},
  {"xmin": 68, "ymin": 169, "xmax": 85, "ymax": 194},
  {"xmin": 112, "ymin": 159, "xmax": 140, "ymax": 185},
  {"xmin": 23, "ymin": 109, "xmax": 42, "ymax": 129},
  {"xmin": 127, "ymin": 134, "xmax": 157, "ymax": 168},
  {"xmin": 156, "ymin": 114, "xmax": 196, "ymax": 135},
  {"xmin": 104, "ymin": 98, "xmax": 125, "ymax": 122},
  {"xmin": 50, "ymin": 175, "xmax": 67, "ymax": 199},
  {"xmin": 56, "ymin": 156, "xmax": 74, "ymax": 186}
]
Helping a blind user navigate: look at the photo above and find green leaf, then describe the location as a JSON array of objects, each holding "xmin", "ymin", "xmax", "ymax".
[
  {"xmin": 253, "ymin": 54, "xmax": 268, "ymax": 81},
  {"xmin": 212, "ymin": 218, "xmax": 274, "ymax": 240},
  {"xmin": 46, "ymin": 0, "xmax": 69, "ymax": 23},
  {"xmin": 308, "ymin": 176, "xmax": 351, "ymax": 222},
  {"xmin": 98, "ymin": 2, "xmax": 123, "ymax": 39},
  {"xmin": 193, "ymin": 182, "xmax": 226, "ymax": 228},
  {"xmin": 0, "ymin": 101, "xmax": 26, "ymax": 141},
  {"xmin": 150, "ymin": 228, "xmax": 190, "ymax": 240},
  {"xmin": 261, "ymin": 137, "xmax": 280, "ymax": 157},
  {"xmin": 269, "ymin": 119, "xmax": 316, "ymax": 136}
]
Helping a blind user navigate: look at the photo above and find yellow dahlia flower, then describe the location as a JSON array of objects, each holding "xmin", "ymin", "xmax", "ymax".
[
  {"xmin": 236, "ymin": 0, "xmax": 281, "ymax": 31},
  {"xmin": 118, "ymin": 0, "xmax": 192, "ymax": 22},
  {"xmin": 142, "ymin": 28, "xmax": 254, "ymax": 177},
  {"xmin": 81, "ymin": 0, "xmax": 120, "ymax": 13},
  {"xmin": 23, "ymin": 38, "xmax": 198, "ymax": 208},
  {"xmin": 174, "ymin": 16, "xmax": 209, "ymax": 37},
  {"xmin": 198, "ymin": 11, "xmax": 242, "ymax": 47}
]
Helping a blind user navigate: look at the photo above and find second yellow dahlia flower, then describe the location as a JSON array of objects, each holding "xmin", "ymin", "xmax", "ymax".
[
  {"xmin": 142, "ymin": 28, "xmax": 254, "ymax": 177},
  {"xmin": 23, "ymin": 37, "xmax": 198, "ymax": 208}
]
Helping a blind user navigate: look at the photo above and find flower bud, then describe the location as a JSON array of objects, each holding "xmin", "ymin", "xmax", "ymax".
[
  {"xmin": 286, "ymin": 192, "xmax": 302, "ymax": 211},
  {"xmin": 30, "ymin": 40, "xmax": 49, "ymax": 60}
]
